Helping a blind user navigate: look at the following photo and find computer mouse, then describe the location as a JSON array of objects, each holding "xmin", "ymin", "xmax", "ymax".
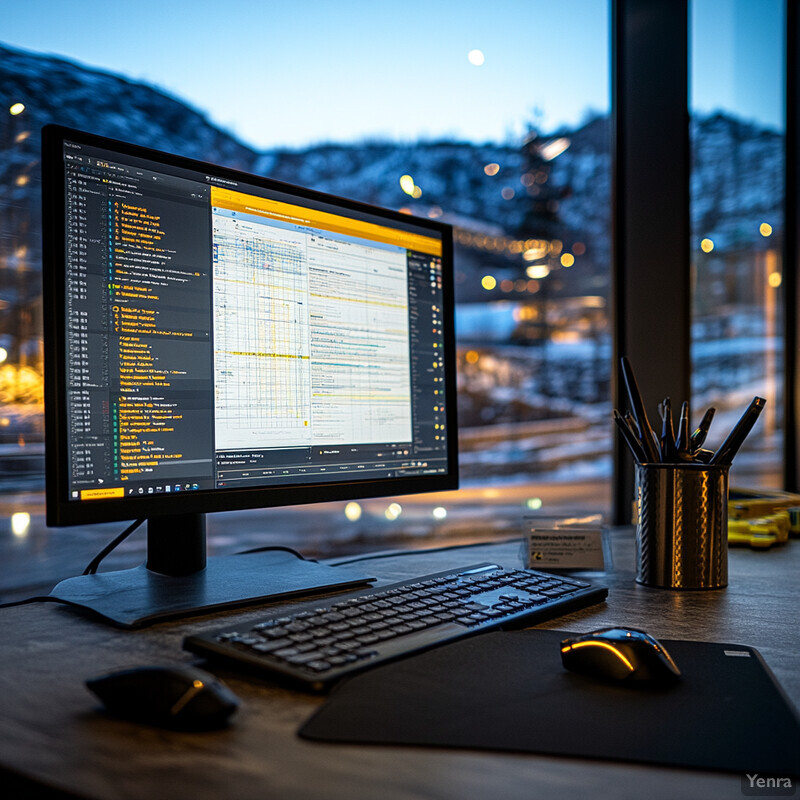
[
  {"xmin": 560, "ymin": 627, "xmax": 681, "ymax": 685},
  {"xmin": 86, "ymin": 664, "xmax": 240, "ymax": 730}
]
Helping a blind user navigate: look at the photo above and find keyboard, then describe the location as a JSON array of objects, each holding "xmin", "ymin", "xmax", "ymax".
[{"xmin": 184, "ymin": 563, "xmax": 608, "ymax": 691}]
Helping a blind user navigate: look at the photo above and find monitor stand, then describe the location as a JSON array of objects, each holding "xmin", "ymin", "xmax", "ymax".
[{"xmin": 47, "ymin": 514, "xmax": 375, "ymax": 628}]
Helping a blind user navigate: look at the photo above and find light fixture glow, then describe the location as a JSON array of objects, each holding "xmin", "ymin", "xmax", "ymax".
[
  {"xmin": 399, "ymin": 174, "xmax": 416, "ymax": 195},
  {"xmin": 385, "ymin": 502, "xmax": 402, "ymax": 520},
  {"xmin": 11, "ymin": 512, "xmax": 30, "ymax": 537},
  {"xmin": 539, "ymin": 137, "xmax": 570, "ymax": 161},
  {"xmin": 526, "ymin": 265, "xmax": 550, "ymax": 280},
  {"xmin": 344, "ymin": 502, "xmax": 362, "ymax": 522},
  {"xmin": 523, "ymin": 246, "xmax": 548, "ymax": 261}
]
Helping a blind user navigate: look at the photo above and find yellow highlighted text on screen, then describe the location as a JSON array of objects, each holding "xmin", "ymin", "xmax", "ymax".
[
  {"xmin": 211, "ymin": 187, "xmax": 442, "ymax": 257},
  {"xmin": 80, "ymin": 487, "xmax": 125, "ymax": 500}
]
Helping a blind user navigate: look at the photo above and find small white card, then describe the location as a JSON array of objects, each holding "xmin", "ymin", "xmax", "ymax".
[{"xmin": 524, "ymin": 527, "xmax": 606, "ymax": 570}]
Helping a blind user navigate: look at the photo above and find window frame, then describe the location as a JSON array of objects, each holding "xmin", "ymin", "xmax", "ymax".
[
  {"xmin": 611, "ymin": 0, "xmax": 691, "ymax": 523},
  {"xmin": 612, "ymin": 0, "xmax": 795, "ymax": 522},
  {"xmin": 785, "ymin": 0, "xmax": 799, "ymax": 488}
]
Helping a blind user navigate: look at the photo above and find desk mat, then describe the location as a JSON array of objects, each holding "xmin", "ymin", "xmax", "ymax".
[{"xmin": 299, "ymin": 629, "xmax": 800, "ymax": 776}]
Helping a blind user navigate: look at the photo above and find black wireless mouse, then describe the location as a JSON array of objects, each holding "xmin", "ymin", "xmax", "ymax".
[
  {"xmin": 560, "ymin": 627, "xmax": 681, "ymax": 685},
  {"xmin": 86, "ymin": 664, "xmax": 240, "ymax": 730}
]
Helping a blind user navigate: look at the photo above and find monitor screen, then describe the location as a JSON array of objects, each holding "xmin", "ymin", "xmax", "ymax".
[{"xmin": 41, "ymin": 125, "xmax": 458, "ymax": 625}]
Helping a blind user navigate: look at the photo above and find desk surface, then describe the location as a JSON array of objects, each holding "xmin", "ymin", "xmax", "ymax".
[{"xmin": 1, "ymin": 530, "xmax": 798, "ymax": 800}]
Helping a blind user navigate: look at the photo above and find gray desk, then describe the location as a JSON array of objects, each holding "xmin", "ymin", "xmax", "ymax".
[{"xmin": 1, "ymin": 530, "xmax": 798, "ymax": 800}]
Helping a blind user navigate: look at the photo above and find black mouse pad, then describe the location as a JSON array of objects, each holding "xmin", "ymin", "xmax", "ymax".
[{"xmin": 299, "ymin": 629, "xmax": 800, "ymax": 776}]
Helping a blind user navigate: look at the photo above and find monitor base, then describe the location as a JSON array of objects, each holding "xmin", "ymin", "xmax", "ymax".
[{"xmin": 48, "ymin": 549, "xmax": 374, "ymax": 628}]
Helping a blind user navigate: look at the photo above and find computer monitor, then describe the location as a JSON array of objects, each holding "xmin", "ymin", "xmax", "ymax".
[{"xmin": 41, "ymin": 125, "xmax": 458, "ymax": 627}]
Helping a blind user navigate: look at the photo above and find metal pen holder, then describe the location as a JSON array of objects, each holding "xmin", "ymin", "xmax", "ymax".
[{"xmin": 635, "ymin": 462, "xmax": 729, "ymax": 590}]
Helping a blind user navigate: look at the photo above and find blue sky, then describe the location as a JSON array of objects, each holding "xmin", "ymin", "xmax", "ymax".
[
  {"xmin": 692, "ymin": 0, "xmax": 784, "ymax": 131},
  {"xmin": 2, "ymin": 0, "xmax": 784, "ymax": 149}
]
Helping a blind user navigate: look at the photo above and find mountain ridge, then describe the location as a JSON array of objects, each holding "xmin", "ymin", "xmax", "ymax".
[{"xmin": 0, "ymin": 41, "xmax": 784, "ymax": 306}]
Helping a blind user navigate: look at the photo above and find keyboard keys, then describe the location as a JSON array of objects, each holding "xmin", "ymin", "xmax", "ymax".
[{"xmin": 184, "ymin": 563, "xmax": 607, "ymax": 691}]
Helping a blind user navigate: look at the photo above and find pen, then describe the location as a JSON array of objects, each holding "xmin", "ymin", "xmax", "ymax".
[
  {"xmin": 613, "ymin": 409, "xmax": 648, "ymax": 463},
  {"xmin": 675, "ymin": 400, "xmax": 690, "ymax": 459},
  {"xmin": 690, "ymin": 407, "xmax": 716, "ymax": 453},
  {"xmin": 694, "ymin": 448, "xmax": 714, "ymax": 463},
  {"xmin": 623, "ymin": 411, "xmax": 641, "ymax": 446},
  {"xmin": 631, "ymin": 411, "xmax": 662, "ymax": 463},
  {"xmin": 709, "ymin": 396, "xmax": 767, "ymax": 465},
  {"xmin": 620, "ymin": 357, "xmax": 660, "ymax": 463},
  {"xmin": 660, "ymin": 397, "xmax": 677, "ymax": 462}
]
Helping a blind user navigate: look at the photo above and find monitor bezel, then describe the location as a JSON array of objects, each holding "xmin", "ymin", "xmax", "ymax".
[{"xmin": 42, "ymin": 124, "xmax": 459, "ymax": 529}]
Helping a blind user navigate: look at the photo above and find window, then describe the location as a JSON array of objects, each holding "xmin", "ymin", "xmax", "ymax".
[
  {"xmin": 690, "ymin": 0, "xmax": 786, "ymax": 488},
  {"xmin": 2, "ymin": 2, "xmax": 612, "ymax": 596}
]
